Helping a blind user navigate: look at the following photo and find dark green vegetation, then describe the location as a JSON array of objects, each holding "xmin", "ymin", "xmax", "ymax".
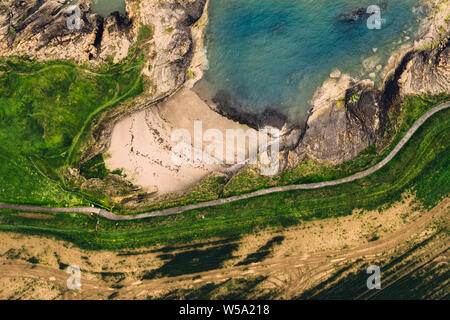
[
  {"xmin": 137, "ymin": 24, "xmax": 154, "ymax": 43},
  {"xmin": 0, "ymin": 57, "xmax": 143, "ymax": 206},
  {"xmin": 142, "ymin": 243, "xmax": 239, "ymax": 279},
  {"xmin": 80, "ymin": 154, "xmax": 111, "ymax": 180},
  {"xmin": 236, "ymin": 236, "xmax": 284, "ymax": 266},
  {"xmin": 148, "ymin": 276, "xmax": 271, "ymax": 300},
  {"xmin": 0, "ymin": 95, "xmax": 448, "ymax": 250}
]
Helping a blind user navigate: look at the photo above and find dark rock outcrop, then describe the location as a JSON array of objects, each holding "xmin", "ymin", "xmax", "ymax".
[
  {"xmin": 291, "ymin": 34, "xmax": 449, "ymax": 166},
  {"xmin": 176, "ymin": 0, "xmax": 207, "ymax": 23},
  {"xmin": 346, "ymin": 84, "xmax": 385, "ymax": 142},
  {"xmin": 339, "ymin": 8, "xmax": 371, "ymax": 23},
  {"xmin": 0, "ymin": 0, "xmax": 99, "ymax": 61},
  {"xmin": 210, "ymin": 90, "xmax": 288, "ymax": 130},
  {"xmin": 296, "ymin": 79, "xmax": 385, "ymax": 165},
  {"xmin": 0, "ymin": 0, "xmax": 134, "ymax": 63},
  {"xmin": 338, "ymin": 2, "xmax": 388, "ymax": 23}
]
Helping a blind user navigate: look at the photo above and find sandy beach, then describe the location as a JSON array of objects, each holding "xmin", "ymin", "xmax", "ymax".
[{"xmin": 105, "ymin": 90, "xmax": 265, "ymax": 195}]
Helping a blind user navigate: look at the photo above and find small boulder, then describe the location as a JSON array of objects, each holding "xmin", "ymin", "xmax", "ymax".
[{"xmin": 329, "ymin": 69, "xmax": 342, "ymax": 78}]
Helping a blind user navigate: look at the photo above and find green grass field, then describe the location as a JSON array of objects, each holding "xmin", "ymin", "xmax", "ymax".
[
  {"xmin": 0, "ymin": 95, "xmax": 448, "ymax": 250},
  {"xmin": 0, "ymin": 57, "xmax": 143, "ymax": 206}
]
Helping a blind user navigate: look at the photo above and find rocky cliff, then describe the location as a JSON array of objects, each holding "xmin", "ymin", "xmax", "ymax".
[
  {"xmin": 0, "ymin": 0, "xmax": 109, "ymax": 62},
  {"xmin": 287, "ymin": 33, "xmax": 449, "ymax": 167},
  {"xmin": 397, "ymin": 41, "xmax": 449, "ymax": 97},
  {"xmin": 0, "ymin": 0, "xmax": 206, "ymax": 98},
  {"xmin": 134, "ymin": 0, "xmax": 207, "ymax": 95},
  {"xmin": 293, "ymin": 77, "xmax": 385, "ymax": 165},
  {"xmin": 76, "ymin": 0, "xmax": 209, "ymax": 163},
  {"xmin": 285, "ymin": 0, "xmax": 450, "ymax": 167}
]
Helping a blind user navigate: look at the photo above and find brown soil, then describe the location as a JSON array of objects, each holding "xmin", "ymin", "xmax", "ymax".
[
  {"xmin": 0, "ymin": 196, "xmax": 448, "ymax": 299},
  {"xmin": 14, "ymin": 213, "xmax": 54, "ymax": 220}
]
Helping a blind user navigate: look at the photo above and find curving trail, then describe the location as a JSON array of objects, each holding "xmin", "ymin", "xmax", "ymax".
[{"xmin": 0, "ymin": 102, "xmax": 449, "ymax": 221}]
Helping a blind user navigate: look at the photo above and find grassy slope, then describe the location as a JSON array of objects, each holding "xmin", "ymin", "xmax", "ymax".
[
  {"xmin": 0, "ymin": 58, "xmax": 143, "ymax": 206},
  {"xmin": 0, "ymin": 97, "xmax": 448, "ymax": 250}
]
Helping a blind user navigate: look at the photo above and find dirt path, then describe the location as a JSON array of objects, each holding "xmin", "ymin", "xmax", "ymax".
[{"xmin": 0, "ymin": 102, "xmax": 449, "ymax": 220}]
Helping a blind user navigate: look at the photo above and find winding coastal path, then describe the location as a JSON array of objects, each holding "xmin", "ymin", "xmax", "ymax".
[{"xmin": 1, "ymin": 102, "xmax": 449, "ymax": 221}]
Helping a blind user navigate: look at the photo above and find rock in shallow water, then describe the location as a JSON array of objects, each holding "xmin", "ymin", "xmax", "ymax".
[
  {"xmin": 329, "ymin": 69, "xmax": 342, "ymax": 78},
  {"xmin": 338, "ymin": 7, "xmax": 371, "ymax": 23}
]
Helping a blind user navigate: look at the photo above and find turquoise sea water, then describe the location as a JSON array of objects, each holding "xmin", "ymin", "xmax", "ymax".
[
  {"xmin": 201, "ymin": 0, "xmax": 424, "ymax": 121},
  {"xmin": 90, "ymin": 0, "xmax": 126, "ymax": 17}
]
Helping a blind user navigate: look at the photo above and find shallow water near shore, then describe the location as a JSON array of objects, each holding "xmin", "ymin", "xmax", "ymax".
[
  {"xmin": 90, "ymin": 0, "xmax": 126, "ymax": 17},
  {"xmin": 200, "ymin": 0, "xmax": 424, "ymax": 122}
]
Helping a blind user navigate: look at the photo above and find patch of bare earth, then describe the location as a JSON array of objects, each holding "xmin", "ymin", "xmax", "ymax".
[
  {"xmin": 0, "ymin": 195, "xmax": 448, "ymax": 299},
  {"xmin": 0, "ymin": 277, "xmax": 62, "ymax": 300},
  {"xmin": 14, "ymin": 213, "xmax": 54, "ymax": 220}
]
